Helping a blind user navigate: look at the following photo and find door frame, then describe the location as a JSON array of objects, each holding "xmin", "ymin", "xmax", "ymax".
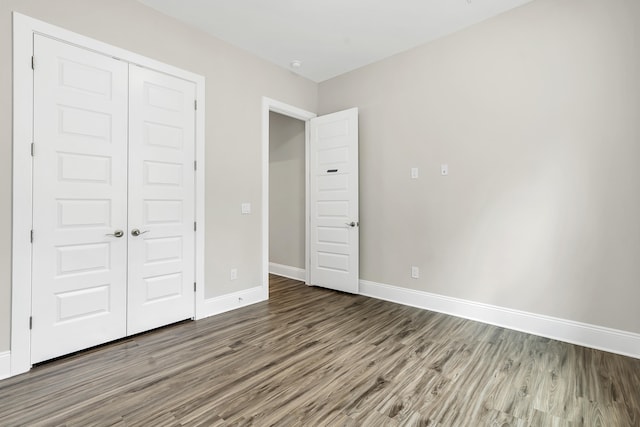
[
  {"xmin": 11, "ymin": 13, "xmax": 206, "ymax": 376},
  {"xmin": 261, "ymin": 98, "xmax": 316, "ymax": 297}
]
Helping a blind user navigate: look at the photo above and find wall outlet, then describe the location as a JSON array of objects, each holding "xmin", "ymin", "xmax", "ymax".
[
  {"xmin": 241, "ymin": 203, "xmax": 251, "ymax": 214},
  {"xmin": 230, "ymin": 268, "xmax": 238, "ymax": 280},
  {"xmin": 441, "ymin": 164, "xmax": 449, "ymax": 176},
  {"xmin": 411, "ymin": 266, "xmax": 420, "ymax": 279}
]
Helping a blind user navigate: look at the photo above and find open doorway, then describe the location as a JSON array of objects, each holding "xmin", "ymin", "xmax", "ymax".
[
  {"xmin": 269, "ymin": 112, "xmax": 307, "ymax": 281},
  {"xmin": 261, "ymin": 98, "xmax": 316, "ymax": 297},
  {"xmin": 261, "ymin": 98, "xmax": 360, "ymax": 297}
]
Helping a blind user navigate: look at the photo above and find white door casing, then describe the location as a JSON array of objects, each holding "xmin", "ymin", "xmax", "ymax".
[
  {"xmin": 309, "ymin": 108, "xmax": 359, "ymax": 294},
  {"xmin": 127, "ymin": 65, "xmax": 196, "ymax": 335},
  {"xmin": 31, "ymin": 35, "xmax": 129, "ymax": 363}
]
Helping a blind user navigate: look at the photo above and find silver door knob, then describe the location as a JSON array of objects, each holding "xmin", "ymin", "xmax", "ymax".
[
  {"xmin": 106, "ymin": 230, "xmax": 124, "ymax": 238},
  {"xmin": 131, "ymin": 229, "xmax": 150, "ymax": 237},
  {"xmin": 345, "ymin": 222, "xmax": 358, "ymax": 228}
]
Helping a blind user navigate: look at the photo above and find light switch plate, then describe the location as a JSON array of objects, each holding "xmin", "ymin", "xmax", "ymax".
[
  {"xmin": 241, "ymin": 203, "xmax": 251, "ymax": 214},
  {"xmin": 411, "ymin": 167, "xmax": 419, "ymax": 179},
  {"xmin": 441, "ymin": 164, "xmax": 448, "ymax": 176}
]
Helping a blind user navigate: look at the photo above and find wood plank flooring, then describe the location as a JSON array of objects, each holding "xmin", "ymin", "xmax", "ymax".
[{"xmin": 1, "ymin": 275, "xmax": 639, "ymax": 426}]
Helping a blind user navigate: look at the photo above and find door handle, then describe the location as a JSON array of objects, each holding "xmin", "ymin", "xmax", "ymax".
[
  {"xmin": 345, "ymin": 222, "xmax": 359, "ymax": 228},
  {"xmin": 131, "ymin": 229, "xmax": 150, "ymax": 237},
  {"xmin": 105, "ymin": 230, "xmax": 124, "ymax": 238}
]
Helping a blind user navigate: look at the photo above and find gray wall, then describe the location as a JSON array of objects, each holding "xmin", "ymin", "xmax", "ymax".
[
  {"xmin": 3, "ymin": 0, "xmax": 639, "ymax": 354},
  {"xmin": 269, "ymin": 112, "xmax": 306, "ymax": 269},
  {"xmin": 318, "ymin": 0, "xmax": 640, "ymax": 334},
  {"xmin": 0, "ymin": 0, "xmax": 318, "ymax": 351}
]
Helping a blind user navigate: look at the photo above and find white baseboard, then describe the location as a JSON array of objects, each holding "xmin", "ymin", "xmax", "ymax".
[
  {"xmin": 269, "ymin": 262, "xmax": 306, "ymax": 281},
  {"xmin": 360, "ymin": 280, "xmax": 640, "ymax": 359},
  {"xmin": 0, "ymin": 351, "xmax": 10, "ymax": 380},
  {"xmin": 196, "ymin": 286, "xmax": 266, "ymax": 320}
]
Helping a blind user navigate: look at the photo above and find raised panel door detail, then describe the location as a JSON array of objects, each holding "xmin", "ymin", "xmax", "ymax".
[
  {"xmin": 56, "ymin": 243, "xmax": 110, "ymax": 276},
  {"xmin": 144, "ymin": 122, "xmax": 183, "ymax": 149},
  {"xmin": 58, "ymin": 152, "xmax": 111, "ymax": 183},
  {"xmin": 317, "ymin": 120, "xmax": 349, "ymax": 140},
  {"xmin": 59, "ymin": 59, "xmax": 112, "ymax": 97},
  {"xmin": 143, "ymin": 200, "xmax": 183, "ymax": 225},
  {"xmin": 145, "ymin": 83, "xmax": 183, "ymax": 112},
  {"xmin": 317, "ymin": 147, "xmax": 349, "ymax": 166},
  {"xmin": 57, "ymin": 199, "xmax": 111, "ymax": 228},
  {"xmin": 317, "ymin": 252, "xmax": 349, "ymax": 273},
  {"xmin": 144, "ymin": 161, "xmax": 183, "ymax": 187},
  {"xmin": 144, "ymin": 237, "xmax": 183, "ymax": 265},
  {"xmin": 144, "ymin": 273, "xmax": 183, "ymax": 303},
  {"xmin": 317, "ymin": 227, "xmax": 350, "ymax": 245},
  {"xmin": 58, "ymin": 106, "xmax": 112, "ymax": 141},
  {"xmin": 317, "ymin": 175, "xmax": 348, "ymax": 192},
  {"xmin": 56, "ymin": 285, "xmax": 111, "ymax": 322},
  {"xmin": 316, "ymin": 201, "xmax": 349, "ymax": 218}
]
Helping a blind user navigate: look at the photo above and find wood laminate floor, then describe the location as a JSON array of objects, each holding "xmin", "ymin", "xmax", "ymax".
[{"xmin": 1, "ymin": 275, "xmax": 639, "ymax": 426}]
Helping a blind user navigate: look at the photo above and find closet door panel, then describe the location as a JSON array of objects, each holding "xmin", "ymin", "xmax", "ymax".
[
  {"xmin": 31, "ymin": 35, "xmax": 128, "ymax": 363},
  {"xmin": 127, "ymin": 65, "xmax": 196, "ymax": 335}
]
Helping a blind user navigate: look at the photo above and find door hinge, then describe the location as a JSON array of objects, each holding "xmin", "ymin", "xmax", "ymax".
[
  {"xmin": 194, "ymin": 221, "xmax": 197, "ymax": 232},
  {"xmin": 194, "ymin": 160, "xmax": 197, "ymax": 171},
  {"xmin": 29, "ymin": 316, "xmax": 33, "ymax": 330},
  {"xmin": 194, "ymin": 282, "xmax": 197, "ymax": 292},
  {"xmin": 31, "ymin": 56, "xmax": 35, "ymax": 70},
  {"xmin": 31, "ymin": 143, "xmax": 35, "ymax": 157},
  {"xmin": 194, "ymin": 100, "xmax": 197, "ymax": 110},
  {"xmin": 30, "ymin": 230, "xmax": 33, "ymax": 243}
]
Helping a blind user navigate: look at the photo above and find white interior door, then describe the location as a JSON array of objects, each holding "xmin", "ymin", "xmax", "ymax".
[
  {"xmin": 31, "ymin": 37, "xmax": 197, "ymax": 362},
  {"xmin": 309, "ymin": 108, "xmax": 359, "ymax": 294},
  {"xmin": 127, "ymin": 65, "xmax": 196, "ymax": 335},
  {"xmin": 31, "ymin": 35, "xmax": 129, "ymax": 363}
]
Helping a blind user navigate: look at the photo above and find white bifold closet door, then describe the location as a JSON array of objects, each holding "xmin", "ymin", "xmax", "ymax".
[{"xmin": 31, "ymin": 35, "xmax": 195, "ymax": 364}]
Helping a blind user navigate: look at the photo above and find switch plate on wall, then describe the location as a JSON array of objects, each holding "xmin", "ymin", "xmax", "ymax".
[
  {"xmin": 241, "ymin": 203, "xmax": 251, "ymax": 214},
  {"xmin": 411, "ymin": 167, "xmax": 419, "ymax": 179},
  {"xmin": 441, "ymin": 164, "xmax": 448, "ymax": 176},
  {"xmin": 411, "ymin": 266, "xmax": 420, "ymax": 279}
]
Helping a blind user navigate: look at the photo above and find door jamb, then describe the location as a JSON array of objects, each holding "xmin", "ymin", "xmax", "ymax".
[
  {"xmin": 261, "ymin": 98, "xmax": 316, "ymax": 298},
  {"xmin": 11, "ymin": 12, "xmax": 206, "ymax": 377}
]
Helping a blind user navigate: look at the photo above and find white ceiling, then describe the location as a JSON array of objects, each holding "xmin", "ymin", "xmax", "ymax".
[{"xmin": 138, "ymin": 0, "xmax": 534, "ymax": 82}]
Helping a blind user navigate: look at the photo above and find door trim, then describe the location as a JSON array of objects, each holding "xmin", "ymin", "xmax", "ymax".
[
  {"xmin": 11, "ymin": 13, "xmax": 206, "ymax": 377},
  {"xmin": 261, "ymin": 98, "xmax": 316, "ymax": 298}
]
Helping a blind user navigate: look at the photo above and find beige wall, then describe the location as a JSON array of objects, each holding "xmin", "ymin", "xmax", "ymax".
[
  {"xmin": 0, "ymin": 0, "xmax": 318, "ymax": 351},
  {"xmin": 318, "ymin": 0, "xmax": 640, "ymax": 333},
  {"xmin": 269, "ymin": 112, "xmax": 306, "ymax": 269}
]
